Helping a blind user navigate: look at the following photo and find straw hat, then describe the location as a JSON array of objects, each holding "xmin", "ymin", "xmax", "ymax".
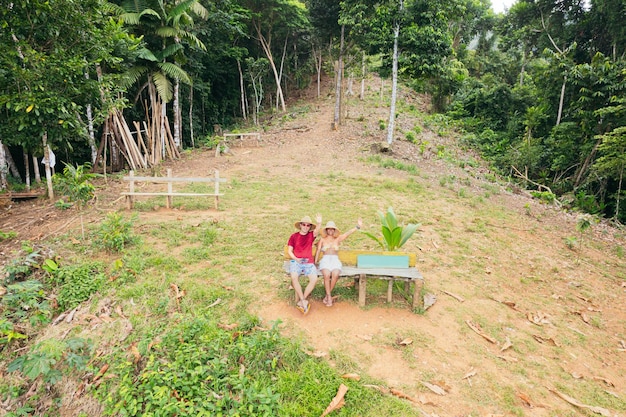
[
  {"xmin": 322, "ymin": 221, "xmax": 340, "ymax": 236},
  {"xmin": 294, "ymin": 216, "xmax": 316, "ymax": 230}
]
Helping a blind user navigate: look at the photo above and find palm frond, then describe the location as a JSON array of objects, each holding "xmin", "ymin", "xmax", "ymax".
[
  {"xmin": 119, "ymin": 0, "xmax": 151, "ymax": 13},
  {"xmin": 119, "ymin": 66, "xmax": 148, "ymax": 88},
  {"xmin": 160, "ymin": 42, "xmax": 184, "ymax": 59},
  {"xmin": 158, "ymin": 62, "xmax": 191, "ymax": 84},
  {"xmin": 101, "ymin": 2, "xmax": 125, "ymax": 16},
  {"xmin": 119, "ymin": 12, "xmax": 142, "ymax": 25},
  {"xmin": 152, "ymin": 72, "xmax": 173, "ymax": 102},
  {"xmin": 137, "ymin": 47, "xmax": 159, "ymax": 62}
]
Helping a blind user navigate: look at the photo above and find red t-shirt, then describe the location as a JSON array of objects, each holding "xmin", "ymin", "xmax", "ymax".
[{"xmin": 288, "ymin": 231, "xmax": 316, "ymax": 260}]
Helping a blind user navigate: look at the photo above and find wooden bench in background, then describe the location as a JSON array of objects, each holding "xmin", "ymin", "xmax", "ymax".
[
  {"xmin": 283, "ymin": 248, "xmax": 424, "ymax": 310},
  {"xmin": 215, "ymin": 133, "xmax": 261, "ymax": 157},
  {"xmin": 121, "ymin": 168, "xmax": 227, "ymax": 209}
]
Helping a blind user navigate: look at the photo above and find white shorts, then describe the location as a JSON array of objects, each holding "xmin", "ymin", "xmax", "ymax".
[{"xmin": 319, "ymin": 255, "xmax": 342, "ymax": 272}]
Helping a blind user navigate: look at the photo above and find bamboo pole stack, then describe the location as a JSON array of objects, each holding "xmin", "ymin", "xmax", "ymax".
[{"xmin": 95, "ymin": 106, "xmax": 180, "ymax": 173}]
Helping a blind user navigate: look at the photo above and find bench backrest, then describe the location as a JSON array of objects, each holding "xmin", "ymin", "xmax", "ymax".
[{"xmin": 283, "ymin": 245, "xmax": 416, "ymax": 267}]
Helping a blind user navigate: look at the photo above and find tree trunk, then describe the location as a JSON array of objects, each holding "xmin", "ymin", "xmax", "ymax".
[
  {"xmin": 254, "ymin": 22, "xmax": 286, "ymax": 112},
  {"xmin": 174, "ymin": 79, "xmax": 181, "ymax": 149},
  {"xmin": 312, "ymin": 44, "xmax": 323, "ymax": 99},
  {"xmin": 333, "ymin": 25, "xmax": 345, "ymax": 130},
  {"xmin": 23, "ymin": 149, "xmax": 30, "ymax": 191},
  {"xmin": 237, "ymin": 60, "xmax": 248, "ymax": 120},
  {"xmin": 85, "ymin": 71, "xmax": 97, "ymax": 164},
  {"xmin": 347, "ymin": 71, "xmax": 353, "ymax": 96},
  {"xmin": 42, "ymin": 132, "xmax": 54, "ymax": 199},
  {"xmin": 386, "ymin": 3, "xmax": 401, "ymax": 145},
  {"xmin": 160, "ymin": 95, "xmax": 167, "ymax": 158},
  {"xmin": 556, "ymin": 76, "xmax": 566, "ymax": 126},
  {"xmin": 32, "ymin": 155, "xmax": 41, "ymax": 183},
  {"xmin": 615, "ymin": 162, "xmax": 623, "ymax": 220},
  {"xmin": 360, "ymin": 52, "xmax": 366, "ymax": 100},
  {"xmin": 276, "ymin": 35, "xmax": 289, "ymax": 111},
  {"xmin": 574, "ymin": 137, "xmax": 602, "ymax": 187},
  {"xmin": 519, "ymin": 48, "xmax": 527, "ymax": 86},
  {"xmin": 189, "ymin": 85, "xmax": 195, "ymax": 147},
  {"xmin": 0, "ymin": 140, "xmax": 7, "ymax": 190},
  {"xmin": 3, "ymin": 145, "xmax": 20, "ymax": 178}
]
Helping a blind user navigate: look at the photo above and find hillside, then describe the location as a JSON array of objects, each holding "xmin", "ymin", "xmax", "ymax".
[{"xmin": 1, "ymin": 75, "xmax": 625, "ymax": 417}]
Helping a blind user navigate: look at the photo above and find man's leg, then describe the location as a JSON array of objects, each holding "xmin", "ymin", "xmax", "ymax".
[
  {"xmin": 291, "ymin": 272, "xmax": 306, "ymax": 306},
  {"xmin": 302, "ymin": 273, "xmax": 318, "ymax": 303}
]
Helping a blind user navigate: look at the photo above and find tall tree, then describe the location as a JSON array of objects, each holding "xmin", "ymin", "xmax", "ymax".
[
  {"xmin": 0, "ymin": 0, "xmax": 128, "ymax": 193},
  {"xmin": 242, "ymin": 0, "xmax": 310, "ymax": 113}
]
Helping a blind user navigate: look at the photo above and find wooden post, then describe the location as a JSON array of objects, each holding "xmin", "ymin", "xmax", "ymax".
[
  {"xmin": 412, "ymin": 279, "xmax": 423, "ymax": 310},
  {"xmin": 127, "ymin": 170, "xmax": 135, "ymax": 209},
  {"xmin": 387, "ymin": 280, "xmax": 393, "ymax": 303},
  {"xmin": 358, "ymin": 274, "xmax": 366, "ymax": 307},
  {"xmin": 214, "ymin": 170, "xmax": 220, "ymax": 209},
  {"xmin": 166, "ymin": 168, "xmax": 173, "ymax": 208}
]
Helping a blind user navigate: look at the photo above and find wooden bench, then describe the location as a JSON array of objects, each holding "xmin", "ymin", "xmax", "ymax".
[
  {"xmin": 223, "ymin": 132, "xmax": 261, "ymax": 147},
  {"xmin": 283, "ymin": 249, "xmax": 424, "ymax": 309},
  {"xmin": 121, "ymin": 168, "xmax": 227, "ymax": 210}
]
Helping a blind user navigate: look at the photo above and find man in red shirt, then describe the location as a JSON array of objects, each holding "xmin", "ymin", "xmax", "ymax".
[{"xmin": 287, "ymin": 214, "xmax": 322, "ymax": 314}]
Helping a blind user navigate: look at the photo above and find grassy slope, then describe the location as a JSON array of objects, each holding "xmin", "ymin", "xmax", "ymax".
[{"xmin": 1, "ymin": 80, "xmax": 626, "ymax": 417}]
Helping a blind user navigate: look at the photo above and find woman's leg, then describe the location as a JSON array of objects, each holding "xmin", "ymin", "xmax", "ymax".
[
  {"xmin": 331, "ymin": 269, "xmax": 340, "ymax": 290},
  {"xmin": 322, "ymin": 269, "xmax": 331, "ymax": 305},
  {"xmin": 325, "ymin": 269, "xmax": 340, "ymax": 306}
]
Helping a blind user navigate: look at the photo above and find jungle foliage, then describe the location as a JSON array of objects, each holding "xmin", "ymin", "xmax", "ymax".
[{"xmin": 1, "ymin": 0, "xmax": 625, "ymax": 223}]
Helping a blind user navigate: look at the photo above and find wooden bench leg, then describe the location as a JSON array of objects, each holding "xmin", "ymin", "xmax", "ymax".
[
  {"xmin": 412, "ymin": 280, "xmax": 424, "ymax": 310},
  {"xmin": 387, "ymin": 280, "xmax": 393, "ymax": 303},
  {"xmin": 358, "ymin": 274, "xmax": 366, "ymax": 307}
]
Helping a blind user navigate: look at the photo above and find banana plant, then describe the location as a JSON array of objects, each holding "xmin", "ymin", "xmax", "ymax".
[{"xmin": 362, "ymin": 207, "xmax": 420, "ymax": 251}]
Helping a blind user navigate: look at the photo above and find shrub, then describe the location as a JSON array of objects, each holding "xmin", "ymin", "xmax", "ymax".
[
  {"xmin": 96, "ymin": 213, "xmax": 136, "ymax": 252},
  {"xmin": 52, "ymin": 163, "xmax": 100, "ymax": 207}
]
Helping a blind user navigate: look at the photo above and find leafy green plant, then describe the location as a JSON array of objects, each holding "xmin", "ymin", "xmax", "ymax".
[
  {"xmin": 575, "ymin": 214, "xmax": 598, "ymax": 257},
  {"xmin": 2, "ymin": 247, "xmax": 47, "ymax": 286},
  {"xmin": 362, "ymin": 207, "xmax": 420, "ymax": 251},
  {"xmin": 52, "ymin": 163, "xmax": 100, "ymax": 206},
  {"xmin": 7, "ymin": 338, "xmax": 93, "ymax": 384},
  {"xmin": 54, "ymin": 263, "xmax": 105, "ymax": 311},
  {"xmin": 54, "ymin": 199, "xmax": 73, "ymax": 210},
  {"xmin": 96, "ymin": 212, "xmax": 136, "ymax": 252},
  {"xmin": 0, "ymin": 230, "xmax": 18, "ymax": 241},
  {"xmin": 530, "ymin": 190, "xmax": 556, "ymax": 204},
  {"xmin": 564, "ymin": 236, "xmax": 578, "ymax": 250},
  {"xmin": 0, "ymin": 319, "xmax": 28, "ymax": 347},
  {"xmin": 1, "ymin": 280, "xmax": 51, "ymax": 325}
]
